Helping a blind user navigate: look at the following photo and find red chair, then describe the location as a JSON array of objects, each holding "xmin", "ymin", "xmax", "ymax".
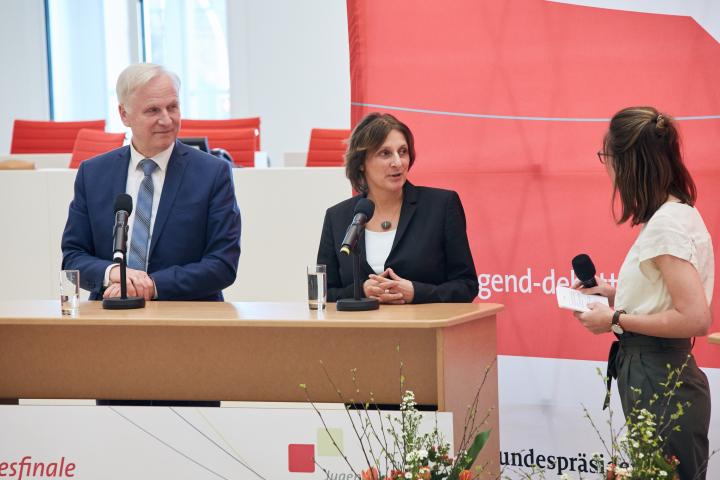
[
  {"xmin": 306, "ymin": 128, "xmax": 351, "ymax": 167},
  {"xmin": 178, "ymin": 127, "xmax": 258, "ymax": 167},
  {"xmin": 10, "ymin": 119, "xmax": 106, "ymax": 154},
  {"xmin": 69, "ymin": 129, "xmax": 126, "ymax": 168},
  {"xmin": 181, "ymin": 117, "xmax": 261, "ymax": 149}
]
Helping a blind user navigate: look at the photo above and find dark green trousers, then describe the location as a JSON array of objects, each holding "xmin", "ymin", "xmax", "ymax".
[{"xmin": 610, "ymin": 334, "xmax": 711, "ymax": 480}]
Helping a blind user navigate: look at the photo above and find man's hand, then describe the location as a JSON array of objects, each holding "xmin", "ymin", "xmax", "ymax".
[{"xmin": 106, "ymin": 265, "xmax": 156, "ymax": 300}]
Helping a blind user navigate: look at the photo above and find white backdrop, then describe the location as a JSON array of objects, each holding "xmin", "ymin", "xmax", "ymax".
[
  {"xmin": 0, "ymin": 405, "xmax": 452, "ymax": 479},
  {"xmin": 0, "ymin": 167, "xmax": 350, "ymax": 302}
]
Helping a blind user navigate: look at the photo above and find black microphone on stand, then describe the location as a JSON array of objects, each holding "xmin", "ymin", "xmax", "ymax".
[
  {"xmin": 337, "ymin": 198, "xmax": 380, "ymax": 312},
  {"xmin": 340, "ymin": 198, "xmax": 375, "ymax": 255},
  {"xmin": 103, "ymin": 194, "xmax": 146, "ymax": 310},
  {"xmin": 572, "ymin": 253, "xmax": 598, "ymax": 288},
  {"xmin": 112, "ymin": 194, "xmax": 132, "ymax": 262}
]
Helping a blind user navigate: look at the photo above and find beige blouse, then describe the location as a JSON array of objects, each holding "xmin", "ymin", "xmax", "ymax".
[{"xmin": 615, "ymin": 202, "xmax": 714, "ymax": 315}]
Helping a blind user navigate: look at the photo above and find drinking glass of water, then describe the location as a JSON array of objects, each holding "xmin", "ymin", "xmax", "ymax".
[
  {"xmin": 307, "ymin": 264, "xmax": 327, "ymax": 310},
  {"xmin": 60, "ymin": 270, "xmax": 80, "ymax": 316}
]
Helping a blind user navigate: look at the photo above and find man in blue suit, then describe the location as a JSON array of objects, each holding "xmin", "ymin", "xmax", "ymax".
[{"xmin": 61, "ymin": 64, "xmax": 241, "ymax": 301}]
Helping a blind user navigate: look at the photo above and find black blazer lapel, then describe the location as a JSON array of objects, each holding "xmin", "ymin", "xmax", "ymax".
[
  {"xmin": 348, "ymin": 194, "xmax": 375, "ymax": 278},
  {"xmin": 357, "ymin": 228, "xmax": 375, "ymax": 277},
  {"xmin": 387, "ymin": 182, "xmax": 418, "ymax": 261},
  {"xmin": 149, "ymin": 142, "xmax": 189, "ymax": 259}
]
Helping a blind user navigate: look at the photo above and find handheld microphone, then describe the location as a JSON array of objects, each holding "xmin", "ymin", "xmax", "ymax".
[
  {"xmin": 572, "ymin": 253, "xmax": 598, "ymax": 288},
  {"xmin": 112, "ymin": 194, "xmax": 133, "ymax": 262},
  {"xmin": 340, "ymin": 198, "xmax": 375, "ymax": 255}
]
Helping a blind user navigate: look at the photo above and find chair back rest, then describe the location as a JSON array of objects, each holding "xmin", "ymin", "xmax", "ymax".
[
  {"xmin": 181, "ymin": 117, "xmax": 261, "ymax": 149},
  {"xmin": 11, "ymin": 119, "xmax": 106, "ymax": 154},
  {"xmin": 306, "ymin": 128, "xmax": 350, "ymax": 167},
  {"xmin": 69, "ymin": 129, "xmax": 126, "ymax": 168},
  {"xmin": 178, "ymin": 127, "xmax": 258, "ymax": 167}
]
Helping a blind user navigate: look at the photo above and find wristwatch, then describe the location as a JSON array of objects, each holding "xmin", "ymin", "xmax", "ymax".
[{"xmin": 611, "ymin": 309, "xmax": 626, "ymax": 335}]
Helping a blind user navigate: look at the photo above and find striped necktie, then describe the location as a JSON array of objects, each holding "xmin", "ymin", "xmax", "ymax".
[{"xmin": 128, "ymin": 158, "xmax": 158, "ymax": 271}]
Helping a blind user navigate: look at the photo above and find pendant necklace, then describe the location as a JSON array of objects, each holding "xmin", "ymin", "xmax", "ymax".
[{"xmin": 380, "ymin": 202, "xmax": 402, "ymax": 230}]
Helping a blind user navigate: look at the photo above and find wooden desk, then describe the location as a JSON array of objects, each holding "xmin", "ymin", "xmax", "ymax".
[
  {"xmin": 0, "ymin": 300, "xmax": 502, "ymax": 473},
  {"xmin": 709, "ymin": 332, "xmax": 720, "ymax": 345}
]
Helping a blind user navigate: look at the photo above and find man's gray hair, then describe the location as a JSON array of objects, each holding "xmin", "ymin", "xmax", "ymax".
[{"xmin": 116, "ymin": 63, "xmax": 181, "ymax": 106}]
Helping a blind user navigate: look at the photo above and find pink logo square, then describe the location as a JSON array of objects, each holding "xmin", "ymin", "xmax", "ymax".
[{"xmin": 288, "ymin": 444, "xmax": 315, "ymax": 473}]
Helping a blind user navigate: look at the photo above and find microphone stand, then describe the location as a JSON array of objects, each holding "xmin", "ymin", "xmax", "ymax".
[
  {"xmin": 337, "ymin": 244, "xmax": 379, "ymax": 312},
  {"xmin": 102, "ymin": 254, "xmax": 146, "ymax": 310}
]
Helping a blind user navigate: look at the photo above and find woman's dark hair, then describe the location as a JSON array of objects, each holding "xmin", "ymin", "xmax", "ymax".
[
  {"xmin": 603, "ymin": 106, "xmax": 696, "ymax": 225},
  {"xmin": 345, "ymin": 113, "xmax": 415, "ymax": 193}
]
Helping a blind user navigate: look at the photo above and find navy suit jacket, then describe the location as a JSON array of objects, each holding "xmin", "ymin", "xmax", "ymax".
[
  {"xmin": 317, "ymin": 182, "xmax": 478, "ymax": 303},
  {"xmin": 61, "ymin": 141, "xmax": 241, "ymax": 301}
]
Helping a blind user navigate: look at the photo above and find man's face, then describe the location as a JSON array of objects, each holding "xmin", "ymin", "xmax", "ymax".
[{"xmin": 119, "ymin": 74, "xmax": 180, "ymax": 158}]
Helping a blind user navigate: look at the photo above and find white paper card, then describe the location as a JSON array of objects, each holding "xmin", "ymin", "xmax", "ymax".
[{"xmin": 556, "ymin": 286, "xmax": 609, "ymax": 312}]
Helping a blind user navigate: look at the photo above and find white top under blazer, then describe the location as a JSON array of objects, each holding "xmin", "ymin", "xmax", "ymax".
[{"xmin": 365, "ymin": 229, "xmax": 397, "ymax": 274}]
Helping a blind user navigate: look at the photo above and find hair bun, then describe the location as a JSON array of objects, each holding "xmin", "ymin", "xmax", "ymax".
[{"xmin": 655, "ymin": 113, "xmax": 668, "ymax": 136}]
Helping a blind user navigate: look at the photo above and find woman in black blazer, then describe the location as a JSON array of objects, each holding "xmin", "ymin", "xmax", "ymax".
[{"xmin": 317, "ymin": 113, "xmax": 478, "ymax": 304}]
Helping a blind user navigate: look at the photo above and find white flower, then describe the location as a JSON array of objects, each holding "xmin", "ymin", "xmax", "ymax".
[
  {"xmin": 659, "ymin": 471, "xmax": 668, "ymax": 477},
  {"xmin": 404, "ymin": 473, "xmax": 412, "ymax": 479},
  {"xmin": 418, "ymin": 449, "xmax": 428, "ymax": 459}
]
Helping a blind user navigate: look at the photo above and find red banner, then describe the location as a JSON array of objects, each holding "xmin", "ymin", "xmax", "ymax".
[{"xmin": 348, "ymin": 0, "xmax": 720, "ymax": 367}]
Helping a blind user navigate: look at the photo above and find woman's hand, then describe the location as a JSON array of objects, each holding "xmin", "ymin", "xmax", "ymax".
[
  {"xmin": 364, "ymin": 268, "xmax": 414, "ymax": 304},
  {"xmin": 363, "ymin": 272, "xmax": 404, "ymax": 304},
  {"xmin": 573, "ymin": 303, "xmax": 613, "ymax": 334},
  {"xmin": 572, "ymin": 275, "xmax": 616, "ymax": 305}
]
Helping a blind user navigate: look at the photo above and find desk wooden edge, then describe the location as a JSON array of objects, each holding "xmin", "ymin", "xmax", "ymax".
[{"xmin": 0, "ymin": 302, "xmax": 504, "ymax": 329}]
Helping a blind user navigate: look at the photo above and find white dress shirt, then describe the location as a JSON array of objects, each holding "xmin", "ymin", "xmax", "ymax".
[{"xmin": 104, "ymin": 142, "xmax": 174, "ymax": 285}]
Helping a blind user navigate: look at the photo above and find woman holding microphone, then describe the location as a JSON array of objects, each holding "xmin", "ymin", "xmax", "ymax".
[{"xmin": 575, "ymin": 106, "xmax": 713, "ymax": 479}]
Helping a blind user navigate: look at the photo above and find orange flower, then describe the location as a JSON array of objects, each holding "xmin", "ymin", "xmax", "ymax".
[
  {"xmin": 418, "ymin": 466, "xmax": 431, "ymax": 480},
  {"xmin": 362, "ymin": 467, "xmax": 379, "ymax": 480},
  {"xmin": 459, "ymin": 470, "xmax": 472, "ymax": 480}
]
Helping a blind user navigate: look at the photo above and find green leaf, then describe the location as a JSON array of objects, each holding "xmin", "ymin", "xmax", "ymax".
[{"xmin": 460, "ymin": 430, "xmax": 490, "ymax": 470}]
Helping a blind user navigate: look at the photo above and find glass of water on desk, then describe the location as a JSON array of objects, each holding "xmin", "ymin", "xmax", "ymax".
[
  {"xmin": 307, "ymin": 264, "xmax": 327, "ymax": 310},
  {"xmin": 60, "ymin": 270, "xmax": 80, "ymax": 316}
]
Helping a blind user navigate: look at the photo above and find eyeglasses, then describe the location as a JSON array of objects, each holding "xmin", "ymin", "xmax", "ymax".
[{"xmin": 596, "ymin": 151, "xmax": 611, "ymax": 164}]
